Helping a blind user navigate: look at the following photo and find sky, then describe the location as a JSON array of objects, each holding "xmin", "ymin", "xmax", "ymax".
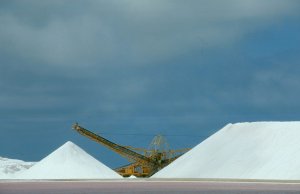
[{"xmin": 1, "ymin": 0, "xmax": 300, "ymax": 168}]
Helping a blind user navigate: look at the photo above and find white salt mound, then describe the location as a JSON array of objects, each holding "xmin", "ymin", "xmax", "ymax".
[
  {"xmin": 128, "ymin": 175, "xmax": 137, "ymax": 179},
  {"xmin": 153, "ymin": 122, "xmax": 300, "ymax": 180},
  {"xmin": 18, "ymin": 141, "xmax": 122, "ymax": 179},
  {"xmin": 0, "ymin": 157, "xmax": 35, "ymax": 179}
]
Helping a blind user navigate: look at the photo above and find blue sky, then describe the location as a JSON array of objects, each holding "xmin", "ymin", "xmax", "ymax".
[{"xmin": 1, "ymin": 0, "xmax": 300, "ymax": 168}]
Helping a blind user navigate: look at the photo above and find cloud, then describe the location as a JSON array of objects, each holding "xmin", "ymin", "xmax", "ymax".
[
  {"xmin": 0, "ymin": 0, "xmax": 299, "ymax": 68},
  {"xmin": 0, "ymin": 0, "xmax": 300, "ymax": 121}
]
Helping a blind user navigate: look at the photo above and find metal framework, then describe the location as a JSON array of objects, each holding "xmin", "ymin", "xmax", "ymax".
[{"xmin": 72, "ymin": 123, "xmax": 189, "ymax": 177}]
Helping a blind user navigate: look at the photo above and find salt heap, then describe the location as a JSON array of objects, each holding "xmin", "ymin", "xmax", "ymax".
[
  {"xmin": 153, "ymin": 122, "xmax": 300, "ymax": 180},
  {"xmin": 0, "ymin": 157, "xmax": 35, "ymax": 179},
  {"xmin": 18, "ymin": 141, "xmax": 122, "ymax": 179}
]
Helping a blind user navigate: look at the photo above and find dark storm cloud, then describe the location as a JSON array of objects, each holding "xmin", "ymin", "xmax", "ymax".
[
  {"xmin": 1, "ymin": 0, "xmax": 299, "ymax": 102},
  {"xmin": 1, "ymin": 0, "xmax": 299, "ymax": 67}
]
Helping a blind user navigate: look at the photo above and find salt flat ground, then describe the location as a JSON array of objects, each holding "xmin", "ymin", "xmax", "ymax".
[{"xmin": 1, "ymin": 180, "xmax": 300, "ymax": 194}]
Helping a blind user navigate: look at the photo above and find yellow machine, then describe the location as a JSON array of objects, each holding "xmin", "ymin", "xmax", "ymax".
[{"xmin": 72, "ymin": 123, "xmax": 190, "ymax": 177}]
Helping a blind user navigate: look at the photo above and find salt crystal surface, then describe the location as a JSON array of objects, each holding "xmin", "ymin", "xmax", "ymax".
[
  {"xmin": 0, "ymin": 157, "xmax": 35, "ymax": 179},
  {"xmin": 153, "ymin": 122, "xmax": 300, "ymax": 180},
  {"xmin": 18, "ymin": 141, "xmax": 122, "ymax": 179}
]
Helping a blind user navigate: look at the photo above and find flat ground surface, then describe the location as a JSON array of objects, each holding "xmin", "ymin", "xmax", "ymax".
[{"xmin": 2, "ymin": 180, "xmax": 300, "ymax": 194}]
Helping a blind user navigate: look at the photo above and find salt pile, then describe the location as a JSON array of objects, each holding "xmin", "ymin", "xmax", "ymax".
[
  {"xmin": 0, "ymin": 157, "xmax": 35, "ymax": 179},
  {"xmin": 153, "ymin": 122, "xmax": 300, "ymax": 180},
  {"xmin": 18, "ymin": 141, "xmax": 122, "ymax": 179}
]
